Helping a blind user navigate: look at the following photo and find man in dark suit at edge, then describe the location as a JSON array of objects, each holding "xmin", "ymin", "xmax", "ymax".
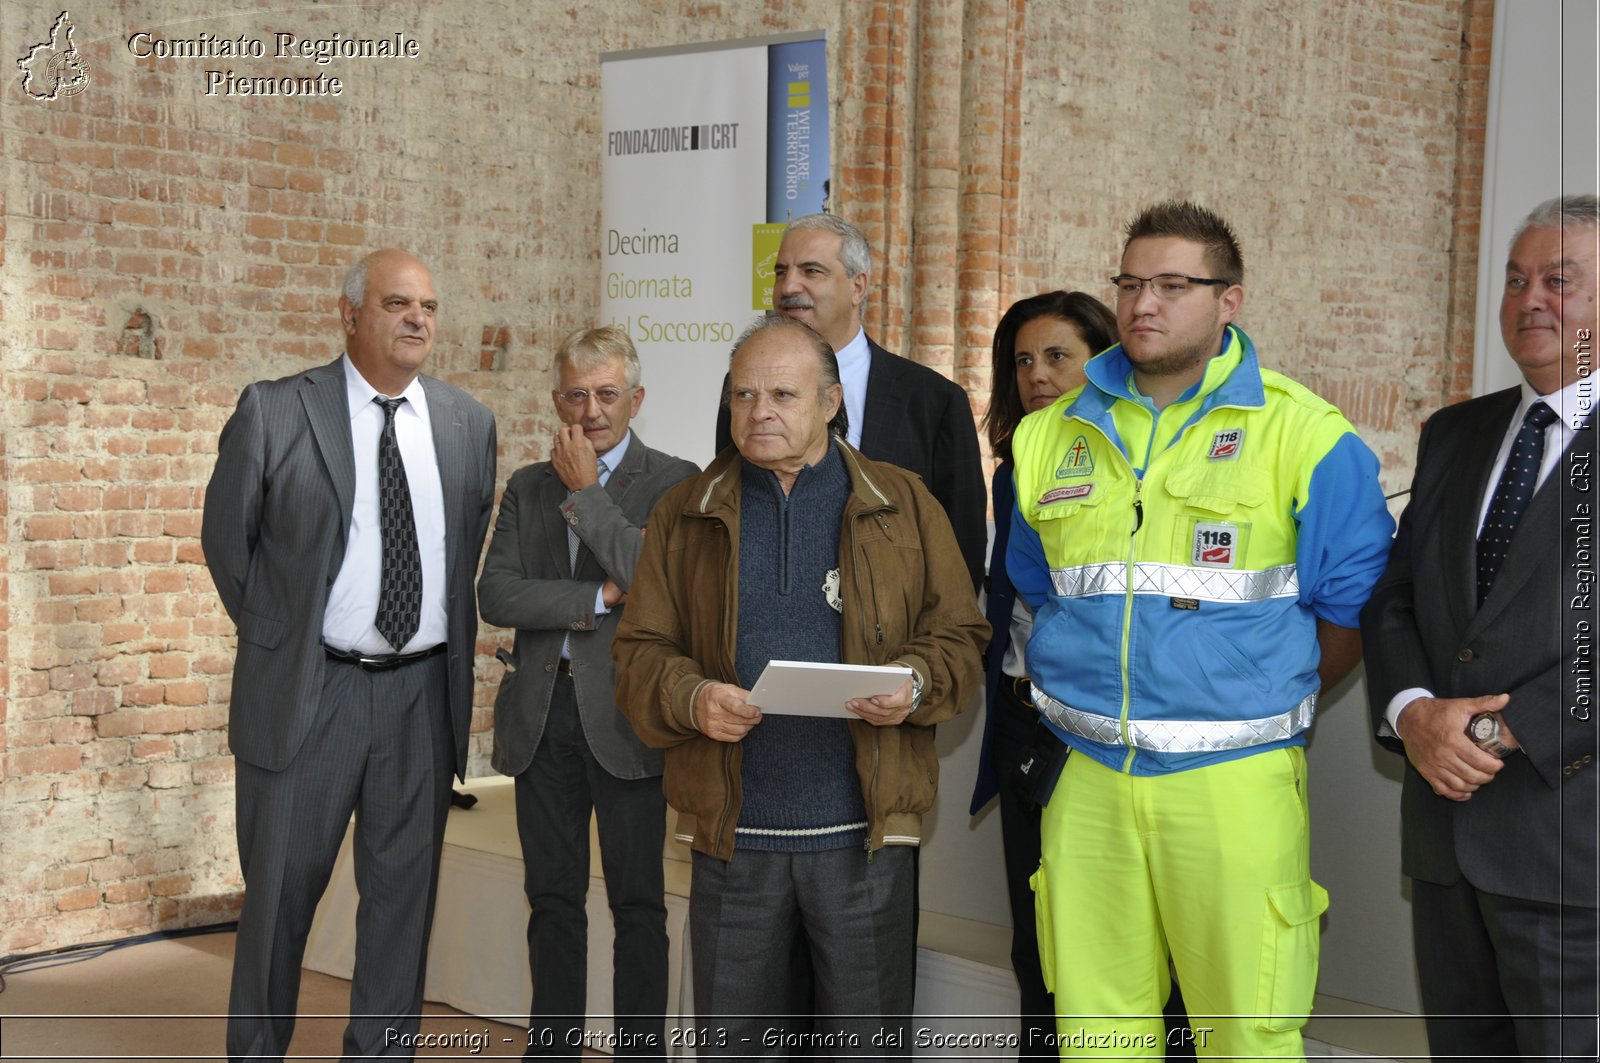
[
  {"xmin": 478, "ymin": 325, "xmax": 698, "ymax": 1058},
  {"xmin": 202, "ymin": 249, "xmax": 497, "ymax": 1060},
  {"xmin": 1361, "ymin": 195, "xmax": 1599, "ymax": 1060},
  {"xmin": 715, "ymin": 213, "xmax": 987, "ymax": 590}
]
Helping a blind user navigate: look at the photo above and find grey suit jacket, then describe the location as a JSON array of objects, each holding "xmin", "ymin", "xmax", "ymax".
[
  {"xmin": 202, "ymin": 357, "xmax": 498, "ymax": 777},
  {"xmin": 478, "ymin": 433, "xmax": 698, "ymax": 780},
  {"xmin": 1361, "ymin": 386, "xmax": 1597, "ymax": 907}
]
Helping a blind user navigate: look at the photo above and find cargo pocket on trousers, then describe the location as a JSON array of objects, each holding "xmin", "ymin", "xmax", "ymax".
[
  {"xmin": 1254, "ymin": 879, "xmax": 1328, "ymax": 1033},
  {"xmin": 1030, "ymin": 860, "xmax": 1055, "ymax": 994}
]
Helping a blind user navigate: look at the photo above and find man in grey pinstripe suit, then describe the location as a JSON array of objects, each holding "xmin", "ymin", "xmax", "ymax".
[{"xmin": 203, "ymin": 249, "xmax": 497, "ymax": 1060}]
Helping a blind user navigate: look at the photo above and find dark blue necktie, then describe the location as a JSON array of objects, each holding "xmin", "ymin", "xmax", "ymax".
[
  {"xmin": 1476, "ymin": 401, "xmax": 1558, "ymax": 603},
  {"xmin": 374, "ymin": 397, "xmax": 422, "ymax": 651}
]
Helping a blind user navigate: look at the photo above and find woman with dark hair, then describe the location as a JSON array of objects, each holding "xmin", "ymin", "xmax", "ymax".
[
  {"xmin": 981, "ymin": 291, "xmax": 1116, "ymax": 468},
  {"xmin": 972, "ymin": 290, "xmax": 1116, "ymax": 1056}
]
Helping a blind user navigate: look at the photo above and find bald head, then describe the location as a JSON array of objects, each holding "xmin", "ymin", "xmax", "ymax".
[{"xmin": 338, "ymin": 249, "xmax": 438, "ymax": 395}]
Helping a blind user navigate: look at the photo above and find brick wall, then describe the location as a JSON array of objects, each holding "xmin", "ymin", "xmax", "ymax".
[
  {"xmin": 999, "ymin": 0, "xmax": 1494, "ymax": 490},
  {"xmin": 1, "ymin": 0, "xmax": 1488, "ymax": 953}
]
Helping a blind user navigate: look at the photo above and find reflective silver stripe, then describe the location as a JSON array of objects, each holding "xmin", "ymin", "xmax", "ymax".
[
  {"xmin": 1032, "ymin": 686, "xmax": 1317, "ymax": 753},
  {"xmin": 1049, "ymin": 561, "xmax": 1299, "ymax": 602}
]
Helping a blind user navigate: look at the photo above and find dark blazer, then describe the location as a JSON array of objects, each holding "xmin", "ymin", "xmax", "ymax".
[
  {"xmin": 716, "ymin": 337, "xmax": 987, "ymax": 589},
  {"xmin": 478, "ymin": 434, "xmax": 698, "ymax": 780},
  {"xmin": 1361, "ymin": 386, "xmax": 1597, "ymax": 907},
  {"xmin": 202, "ymin": 357, "xmax": 498, "ymax": 778}
]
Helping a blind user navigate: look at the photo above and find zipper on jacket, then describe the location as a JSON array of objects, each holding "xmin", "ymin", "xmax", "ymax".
[
  {"xmin": 1116, "ymin": 400, "xmax": 1173, "ymax": 774},
  {"xmin": 1069, "ymin": 415, "xmax": 1144, "ymax": 774},
  {"xmin": 845, "ymin": 500, "xmax": 885, "ymax": 860},
  {"xmin": 1118, "ymin": 477, "xmax": 1141, "ymax": 773},
  {"xmin": 778, "ymin": 488, "xmax": 792, "ymax": 594}
]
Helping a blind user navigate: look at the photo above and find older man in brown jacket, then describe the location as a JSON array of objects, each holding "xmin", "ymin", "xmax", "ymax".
[{"xmin": 613, "ymin": 317, "xmax": 987, "ymax": 1056}]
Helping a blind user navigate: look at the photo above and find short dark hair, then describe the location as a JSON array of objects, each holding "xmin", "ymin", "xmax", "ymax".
[
  {"xmin": 1122, "ymin": 201, "xmax": 1244, "ymax": 287},
  {"xmin": 725, "ymin": 316, "xmax": 849, "ymax": 440},
  {"xmin": 983, "ymin": 291, "xmax": 1117, "ymax": 462}
]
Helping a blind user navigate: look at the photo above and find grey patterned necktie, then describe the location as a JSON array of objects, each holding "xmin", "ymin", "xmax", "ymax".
[
  {"xmin": 374, "ymin": 396, "xmax": 422, "ymax": 650},
  {"xmin": 568, "ymin": 457, "xmax": 609, "ymax": 572},
  {"xmin": 1476, "ymin": 401, "xmax": 1558, "ymax": 604},
  {"xmin": 561, "ymin": 457, "xmax": 608, "ymax": 661}
]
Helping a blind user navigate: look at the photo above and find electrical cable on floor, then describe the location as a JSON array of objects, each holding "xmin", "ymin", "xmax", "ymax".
[{"xmin": 0, "ymin": 920, "xmax": 238, "ymax": 996}]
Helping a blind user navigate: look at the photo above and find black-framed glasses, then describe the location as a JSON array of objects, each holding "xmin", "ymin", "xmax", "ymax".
[
  {"xmin": 557, "ymin": 387, "xmax": 634, "ymax": 408},
  {"xmin": 1109, "ymin": 273, "xmax": 1230, "ymax": 301}
]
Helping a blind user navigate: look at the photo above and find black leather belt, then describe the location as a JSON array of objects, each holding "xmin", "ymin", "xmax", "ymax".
[{"xmin": 324, "ymin": 643, "xmax": 445, "ymax": 671}]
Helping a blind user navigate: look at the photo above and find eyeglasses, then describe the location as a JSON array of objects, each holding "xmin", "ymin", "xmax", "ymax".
[
  {"xmin": 1109, "ymin": 274, "xmax": 1231, "ymax": 301},
  {"xmin": 557, "ymin": 387, "xmax": 634, "ymax": 408}
]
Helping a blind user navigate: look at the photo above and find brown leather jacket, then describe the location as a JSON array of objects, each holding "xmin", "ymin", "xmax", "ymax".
[{"xmin": 612, "ymin": 440, "xmax": 989, "ymax": 861}]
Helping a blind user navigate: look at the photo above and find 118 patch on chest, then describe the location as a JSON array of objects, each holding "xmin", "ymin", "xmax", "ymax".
[{"xmin": 1192, "ymin": 521, "xmax": 1239, "ymax": 568}]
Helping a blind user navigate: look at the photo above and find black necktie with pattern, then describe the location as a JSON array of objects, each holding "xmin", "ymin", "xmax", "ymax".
[
  {"xmin": 374, "ymin": 396, "xmax": 422, "ymax": 650},
  {"xmin": 1476, "ymin": 400, "xmax": 1558, "ymax": 604}
]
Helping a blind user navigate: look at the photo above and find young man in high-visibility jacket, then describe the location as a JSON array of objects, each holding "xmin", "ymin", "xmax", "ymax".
[{"xmin": 1008, "ymin": 201, "xmax": 1393, "ymax": 1059}]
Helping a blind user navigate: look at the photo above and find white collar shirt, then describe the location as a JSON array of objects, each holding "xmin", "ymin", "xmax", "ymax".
[
  {"xmin": 1386, "ymin": 373, "xmax": 1591, "ymax": 732},
  {"xmin": 323, "ymin": 355, "xmax": 449, "ymax": 654},
  {"xmin": 1475, "ymin": 376, "xmax": 1588, "ymax": 533},
  {"xmin": 835, "ymin": 327, "xmax": 871, "ymax": 450}
]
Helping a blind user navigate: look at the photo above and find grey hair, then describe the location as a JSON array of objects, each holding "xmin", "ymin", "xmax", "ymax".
[
  {"xmin": 340, "ymin": 250, "xmax": 441, "ymax": 308},
  {"xmin": 554, "ymin": 325, "xmax": 642, "ymax": 389},
  {"xmin": 342, "ymin": 258, "xmax": 369, "ymax": 307},
  {"xmin": 784, "ymin": 213, "xmax": 871, "ymax": 280},
  {"xmin": 1512, "ymin": 194, "xmax": 1600, "ymax": 245},
  {"xmin": 726, "ymin": 315, "xmax": 849, "ymax": 440}
]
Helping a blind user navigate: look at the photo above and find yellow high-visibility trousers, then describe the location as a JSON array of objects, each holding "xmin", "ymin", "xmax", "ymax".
[{"xmin": 1032, "ymin": 747, "xmax": 1327, "ymax": 1060}]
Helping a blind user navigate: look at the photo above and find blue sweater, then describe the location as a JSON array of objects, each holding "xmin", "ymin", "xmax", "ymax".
[{"xmin": 734, "ymin": 447, "xmax": 868, "ymax": 851}]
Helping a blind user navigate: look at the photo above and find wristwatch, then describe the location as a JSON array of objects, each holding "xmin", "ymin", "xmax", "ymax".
[
  {"xmin": 908, "ymin": 669, "xmax": 925, "ymax": 714},
  {"xmin": 1467, "ymin": 711, "xmax": 1515, "ymax": 758}
]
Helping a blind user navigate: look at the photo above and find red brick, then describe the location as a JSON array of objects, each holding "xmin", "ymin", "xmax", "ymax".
[
  {"xmin": 72, "ymin": 688, "xmax": 118, "ymax": 716},
  {"xmin": 163, "ymin": 681, "xmax": 207, "ymax": 706},
  {"xmin": 42, "ymin": 866, "xmax": 90, "ymax": 889},
  {"xmin": 132, "ymin": 737, "xmax": 175, "ymax": 759},
  {"xmin": 55, "ymin": 887, "xmax": 102, "ymax": 912},
  {"xmin": 99, "ymin": 766, "xmax": 150, "ymax": 790},
  {"xmin": 149, "ymin": 874, "xmax": 192, "ymax": 897},
  {"xmin": 96, "ymin": 712, "xmax": 143, "ymax": 739},
  {"xmin": 8, "ymin": 745, "xmax": 84, "ymax": 776},
  {"xmin": 103, "ymin": 881, "xmax": 151, "ymax": 905}
]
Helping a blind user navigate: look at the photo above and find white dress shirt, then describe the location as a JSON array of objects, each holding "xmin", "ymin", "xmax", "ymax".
[
  {"xmin": 835, "ymin": 327, "xmax": 871, "ymax": 450},
  {"xmin": 1385, "ymin": 376, "xmax": 1589, "ymax": 731},
  {"xmin": 323, "ymin": 355, "xmax": 448, "ymax": 655}
]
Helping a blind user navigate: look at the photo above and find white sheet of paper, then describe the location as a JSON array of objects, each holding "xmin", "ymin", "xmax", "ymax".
[{"xmin": 747, "ymin": 660, "xmax": 914, "ymax": 718}]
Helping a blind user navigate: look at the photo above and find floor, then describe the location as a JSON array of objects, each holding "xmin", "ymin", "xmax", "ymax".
[
  {"xmin": 0, "ymin": 928, "xmax": 1421, "ymax": 1060},
  {"xmin": 0, "ymin": 930, "xmax": 532, "ymax": 1060}
]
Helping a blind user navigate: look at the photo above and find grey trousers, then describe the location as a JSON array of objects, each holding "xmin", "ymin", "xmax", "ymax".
[
  {"xmin": 690, "ymin": 845, "xmax": 915, "ymax": 1060},
  {"xmin": 227, "ymin": 653, "xmax": 454, "ymax": 1062}
]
